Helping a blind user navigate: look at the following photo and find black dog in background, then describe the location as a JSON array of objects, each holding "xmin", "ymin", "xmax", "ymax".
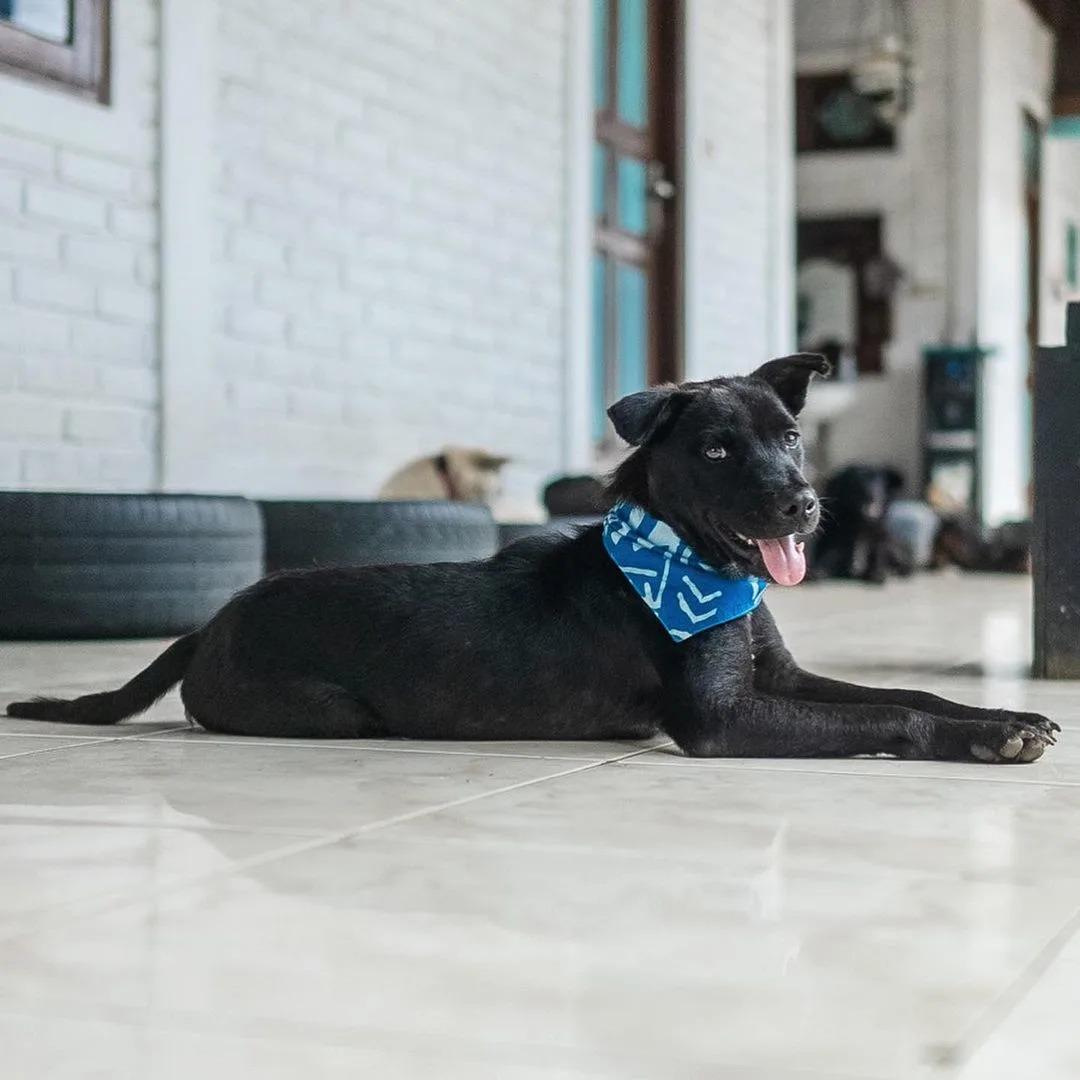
[
  {"xmin": 7, "ymin": 356, "xmax": 1056, "ymax": 764},
  {"xmin": 812, "ymin": 465, "xmax": 913, "ymax": 584}
]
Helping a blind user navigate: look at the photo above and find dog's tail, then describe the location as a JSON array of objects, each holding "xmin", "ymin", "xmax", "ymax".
[{"xmin": 6, "ymin": 632, "xmax": 200, "ymax": 725}]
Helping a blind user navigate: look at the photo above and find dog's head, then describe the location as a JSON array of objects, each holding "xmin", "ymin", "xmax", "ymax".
[{"xmin": 607, "ymin": 354, "xmax": 830, "ymax": 586}]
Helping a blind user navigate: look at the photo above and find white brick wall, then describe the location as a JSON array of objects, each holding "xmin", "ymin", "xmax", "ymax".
[
  {"xmin": 1, "ymin": 0, "xmax": 801, "ymax": 511},
  {"xmin": 204, "ymin": 0, "xmax": 568, "ymax": 509},
  {"xmin": 0, "ymin": 2, "xmax": 160, "ymax": 491},
  {"xmin": 690, "ymin": 0, "xmax": 794, "ymax": 375}
]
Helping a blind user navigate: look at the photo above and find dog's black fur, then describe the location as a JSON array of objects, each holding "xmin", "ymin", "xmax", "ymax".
[
  {"xmin": 812, "ymin": 465, "xmax": 913, "ymax": 584},
  {"xmin": 7, "ymin": 356, "xmax": 1058, "ymax": 763}
]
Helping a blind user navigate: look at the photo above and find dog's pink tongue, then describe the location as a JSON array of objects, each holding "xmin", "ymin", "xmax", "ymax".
[{"xmin": 755, "ymin": 535, "xmax": 806, "ymax": 586}]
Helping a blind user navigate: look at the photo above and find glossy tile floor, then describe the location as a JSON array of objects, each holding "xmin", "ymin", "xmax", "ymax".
[{"xmin": 1, "ymin": 572, "xmax": 1079, "ymax": 1079}]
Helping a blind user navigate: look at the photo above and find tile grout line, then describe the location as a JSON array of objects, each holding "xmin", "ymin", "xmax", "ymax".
[
  {"xmin": 0, "ymin": 742, "xmax": 665, "ymax": 945},
  {"xmin": 129, "ymin": 729, "xmax": 667, "ymax": 762},
  {"xmin": 938, "ymin": 901, "xmax": 1080, "ymax": 1076},
  {"xmin": 613, "ymin": 758, "xmax": 1080, "ymax": 788},
  {"xmin": 0, "ymin": 725, "xmax": 195, "ymax": 763}
]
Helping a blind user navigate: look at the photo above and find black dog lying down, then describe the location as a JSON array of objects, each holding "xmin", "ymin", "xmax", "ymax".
[{"xmin": 8, "ymin": 356, "xmax": 1058, "ymax": 763}]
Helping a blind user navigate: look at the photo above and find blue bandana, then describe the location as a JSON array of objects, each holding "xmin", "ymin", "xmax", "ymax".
[{"xmin": 601, "ymin": 502, "xmax": 767, "ymax": 642}]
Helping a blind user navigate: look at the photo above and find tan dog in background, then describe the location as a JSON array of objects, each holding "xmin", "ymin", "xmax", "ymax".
[{"xmin": 379, "ymin": 447, "xmax": 509, "ymax": 504}]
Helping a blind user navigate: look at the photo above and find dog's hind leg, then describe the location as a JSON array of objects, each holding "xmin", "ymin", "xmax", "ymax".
[{"xmin": 181, "ymin": 675, "xmax": 384, "ymax": 739}]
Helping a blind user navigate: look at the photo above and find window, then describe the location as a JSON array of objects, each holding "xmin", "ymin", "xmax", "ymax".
[
  {"xmin": 796, "ymin": 72, "xmax": 896, "ymax": 154},
  {"xmin": 0, "ymin": 0, "xmax": 109, "ymax": 102}
]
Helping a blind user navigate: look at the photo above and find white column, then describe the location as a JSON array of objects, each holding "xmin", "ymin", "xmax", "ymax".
[
  {"xmin": 159, "ymin": 0, "xmax": 218, "ymax": 490},
  {"xmin": 561, "ymin": 0, "xmax": 594, "ymax": 472}
]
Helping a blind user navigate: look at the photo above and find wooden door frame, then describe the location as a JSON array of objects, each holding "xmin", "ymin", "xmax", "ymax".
[{"xmin": 592, "ymin": 0, "xmax": 685, "ymax": 396}]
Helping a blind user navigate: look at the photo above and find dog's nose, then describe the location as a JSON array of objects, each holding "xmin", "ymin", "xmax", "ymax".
[{"xmin": 781, "ymin": 489, "xmax": 817, "ymax": 524}]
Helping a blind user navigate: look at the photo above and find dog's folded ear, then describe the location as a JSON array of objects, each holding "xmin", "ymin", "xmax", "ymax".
[
  {"xmin": 752, "ymin": 353, "xmax": 831, "ymax": 416},
  {"xmin": 607, "ymin": 385, "xmax": 689, "ymax": 446}
]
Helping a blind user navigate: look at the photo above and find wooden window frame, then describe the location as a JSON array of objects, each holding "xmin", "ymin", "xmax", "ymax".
[
  {"xmin": 593, "ymin": 0, "xmax": 684, "ymax": 409},
  {"xmin": 0, "ymin": 0, "xmax": 110, "ymax": 103}
]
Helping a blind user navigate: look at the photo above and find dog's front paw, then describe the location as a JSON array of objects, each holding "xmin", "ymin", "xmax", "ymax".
[{"xmin": 970, "ymin": 720, "xmax": 1054, "ymax": 764}]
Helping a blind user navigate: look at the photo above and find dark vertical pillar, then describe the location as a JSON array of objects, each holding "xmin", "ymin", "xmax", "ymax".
[{"xmin": 1032, "ymin": 302, "xmax": 1080, "ymax": 678}]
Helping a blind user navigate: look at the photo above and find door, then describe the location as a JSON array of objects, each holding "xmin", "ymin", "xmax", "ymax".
[{"xmin": 591, "ymin": 0, "xmax": 682, "ymax": 444}]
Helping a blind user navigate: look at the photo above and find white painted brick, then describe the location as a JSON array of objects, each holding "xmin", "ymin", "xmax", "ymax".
[
  {"xmin": 64, "ymin": 405, "xmax": 147, "ymax": 446},
  {"xmin": 0, "ymin": 221, "xmax": 60, "ymax": 261},
  {"xmin": 0, "ymin": 444, "xmax": 18, "ymax": 483},
  {"xmin": 57, "ymin": 150, "xmax": 135, "ymax": 196},
  {"xmin": 63, "ymin": 235, "xmax": 139, "ymax": 276},
  {"xmin": 15, "ymin": 267, "xmax": 95, "ymax": 313},
  {"xmin": 288, "ymin": 386, "xmax": 342, "ymax": 421},
  {"xmin": 227, "ymin": 306, "xmax": 287, "ymax": 342},
  {"xmin": 288, "ymin": 316, "xmax": 340, "ymax": 355},
  {"xmin": 97, "ymin": 449, "xmax": 155, "ymax": 486},
  {"xmin": 0, "ymin": 396, "xmax": 64, "ymax": 439},
  {"xmin": 0, "ymin": 0, "xmax": 159, "ymax": 491},
  {"xmin": 20, "ymin": 447, "xmax": 89, "ymax": 485},
  {"xmin": 136, "ymin": 250, "xmax": 159, "ymax": 287},
  {"xmin": 24, "ymin": 183, "xmax": 106, "ymax": 230},
  {"xmin": 70, "ymin": 317, "xmax": 150, "ymax": 365},
  {"xmin": 229, "ymin": 377, "xmax": 289, "ymax": 413},
  {"xmin": 96, "ymin": 363, "xmax": 158, "ymax": 404},
  {"xmin": 0, "ymin": 131, "xmax": 54, "ymax": 173},
  {"xmin": 257, "ymin": 273, "xmax": 314, "ymax": 308},
  {"xmin": 0, "ymin": 305, "xmax": 70, "ymax": 352},
  {"xmin": 19, "ymin": 357, "xmax": 98, "ymax": 396},
  {"xmin": 97, "ymin": 284, "xmax": 156, "ymax": 324},
  {"xmin": 0, "ymin": 173, "xmax": 19, "ymax": 211},
  {"xmin": 109, "ymin": 204, "xmax": 157, "ymax": 242},
  {"xmin": 228, "ymin": 228, "xmax": 287, "ymax": 269}
]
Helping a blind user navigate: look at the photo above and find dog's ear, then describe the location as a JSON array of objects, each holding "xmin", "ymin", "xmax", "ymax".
[
  {"xmin": 752, "ymin": 354, "xmax": 831, "ymax": 416},
  {"xmin": 607, "ymin": 385, "xmax": 689, "ymax": 446}
]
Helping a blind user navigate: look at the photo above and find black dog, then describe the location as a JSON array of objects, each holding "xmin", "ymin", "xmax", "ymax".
[
  {"xmin": 812, "ymin": 465, "xmax": 913, "ymax": 584},
  {"xmin": 7, "ymin": 355, "xmax": 1057, "ymax": 763}
]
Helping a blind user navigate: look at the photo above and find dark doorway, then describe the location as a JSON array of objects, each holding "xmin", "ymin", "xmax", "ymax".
[{"xmin": 797, "ymin": 216, "xmax": 892, "ymax": 376}]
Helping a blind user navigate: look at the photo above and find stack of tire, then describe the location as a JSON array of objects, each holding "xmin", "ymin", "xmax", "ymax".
[{"xmin": 0, "ymin": 493, "xmax": 497, "ymax": 640}]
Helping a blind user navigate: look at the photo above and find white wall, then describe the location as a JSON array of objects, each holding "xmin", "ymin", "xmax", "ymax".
[
  {"xmin": 795, "ymin": 0, "xmax": 959, "ymax": 492},
  {"xmin": 976, "ymin": 0, "xmax": 1053, "ymax": 524},
  {"xmin": 1040, "ymin": 135, "xmax": 1080, "ymax": 346},
  {"xmin": 0, "ymin": 3, "xmax": 160, "ymax": 490},
  {"xmin": 0, "ymin": 0, "xmax": 797, "ymax": 509},
  {"xmin": 685, "ymin": 0, "xmax": 795, "ymax": 379},
  {"xmin": 795, "ymin": 0, "xmax": 1057, "ymax": 523},
  {"xmin": 185, "ymin": 0, "xmax": 569, "ymax": 512}
]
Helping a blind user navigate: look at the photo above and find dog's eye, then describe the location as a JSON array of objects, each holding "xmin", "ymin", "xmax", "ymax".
[
  {"xmin": 703, "ymin": 445, "xmax": 727, "ymax": 461},
  {"xmin": 783, "ymin": 430, "xmax": 800, "ymax": 447}
]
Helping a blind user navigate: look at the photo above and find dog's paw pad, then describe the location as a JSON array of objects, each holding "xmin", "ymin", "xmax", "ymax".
[{"xmin": 972, "ymin": 725, "xmax": 1050, "ymax": 764}]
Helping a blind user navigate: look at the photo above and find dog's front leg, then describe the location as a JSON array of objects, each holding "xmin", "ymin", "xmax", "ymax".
[
  {"xmin": 748, "ymin": 605, "xmax": 1059, "ymax": 740},
  {"xmin": 662, "ymin": 617, "xmax": 1052, "ymax": 763}
]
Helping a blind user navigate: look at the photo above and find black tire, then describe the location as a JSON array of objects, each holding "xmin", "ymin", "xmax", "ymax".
[
  {"xmin": 0, "ymin": 493, "xmax": 264, "ymax": 640},
  {"xmin": 260, "ymin": 500, "xmax": 498, "ymax": 572},
  {"xmin": 498, "ymin": 516, "xmax": 600, "ymax": 549}
]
